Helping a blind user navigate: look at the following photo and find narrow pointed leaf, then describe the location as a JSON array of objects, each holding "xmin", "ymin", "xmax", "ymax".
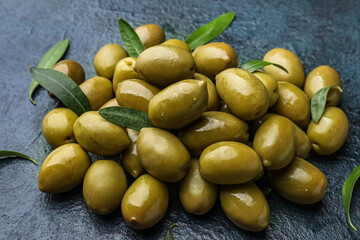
[
  {"xmin": 164, "ymin": 223, "xmax": 179, "ymax": 240},
  {"xmin": 118, "ymin": 18, "xmax": 145, "ymax": 57},
  {"xmin": 0, "ymin": 150, "xmax": 38, "ymax": 165},
  {"xmin": 240, "ymin": 60, "xmax": 288, "ymax": 73},
  {"xmin": 342, "ymin": 165, "xmax": 360, "ymax": 231}
]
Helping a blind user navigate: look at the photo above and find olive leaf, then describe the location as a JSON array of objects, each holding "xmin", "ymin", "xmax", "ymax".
[
  {"xmin": 311, "ymin": 85, "xmax": 343, "ymax": 123},
  {"xmin": 99, "ymin": 106, "xmax": 153, "ymax": 131},
  {"xmin": 185, "ymin": 12, "xmax": 235, "ymax": 50},
  {"xmin": 0, "ymin": 151, "xmax": 38, "ymax": 165},
  {"xmin": 118, "ymin": 18, "xmax": 145, "ymax": 58},
  {"xmin": 28, "ymin": 39, "xmax": 69, "ymax": 105},
  {"xmin": 29, "ymin": 67, "xmax": 91, "ymax": 116},
  {"xmin": 240, "ymin": 60, "xmax": 289, "ymax": 73},
  {"xmin": 342, "ymin": 165, "xmax": 360, "ymax": 231},
  {"xmin": 164, "ymin": 223, "xmax": 179, "ymax": 240}
]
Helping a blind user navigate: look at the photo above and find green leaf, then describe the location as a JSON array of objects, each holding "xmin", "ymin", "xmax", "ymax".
[
  {"xmin": 185, "ymin": 12, "xmax": 235, "ymax": 50},
  {"xmin": 311, "ymin": 85, "xmax": 343, "ymax": 123},
  {"xmin": 164, "ymin": 223, "xmax": 178, "ymax": 240},
  {"xmin": 98, "ymin": 106, "xmax": 153, "ymax": 131},
  {"xmin": 240, "ymin": 60, "xmax": 289, "ymax": 73},
  {"xmin": 28, "ymin": 39, "xmax": 69, "ymax": 104},
  {"xmin": 0, "ymin": 151, "xmax": 38, "ymax": 165},
  {"xmin": 118, "ymin": 18, "xmax": 145, "ymax": 58},
  {"xmin": 29, "ymin": 67, "xmax": 91, "ymax": 116},
  {"xmin": 342, "ymin": 165, "xmax": 360, "ymax": 231}
]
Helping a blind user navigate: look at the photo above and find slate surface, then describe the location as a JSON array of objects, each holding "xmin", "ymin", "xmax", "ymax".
[{"xmin": 0, "ymin": 0, "xmax": 360, "ymax": 239}]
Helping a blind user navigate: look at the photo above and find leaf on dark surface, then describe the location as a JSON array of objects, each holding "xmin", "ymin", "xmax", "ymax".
[
  {"xmin": 240, "ymin": 60, "xmax": 288, "ymax": 73},
  {"xmin": 342, "ymin": 165, "xmax": 360, "ymax": 231},
  {"xmin": 164, "ymin": 223, "xmax": 179, "ymax": 240},
  {"xmin": 0, "ymin": 151, "xmax": 38, "ymax": 165},
  {"xmin": 118, "ymin": 18, "xmax": 145, "ymax": 58}
]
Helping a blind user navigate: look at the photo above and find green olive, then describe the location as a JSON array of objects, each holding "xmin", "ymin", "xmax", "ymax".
[
  {"xmin": 263, "ymin": 48, "xmax": 305, "ymax": 87},
  {"xmin": 122, "ymin": 128, "xmax": 145, "ymax": 178},
  {"xmin": 148, "ymin": 79, "xmax": 208, "ymax": 129},
  {"xmin": 83, "ymin": 160, "xmax": 127, "ymax": 215},
  {"xmin": 41, "ymin": 108, "xmax": 78, "ymax": 148},
  {"xmin": 304, "ymin": 65, "xmax": 342, "ymax": 107},
  {"xmin": 253, "ymin": 115, "xmax": 296, "ymax": 170},
  {"xmin": 220, "ymin": 181, "xmax": 270, "ymax": 232},
  {"xmin": 267, "ymin": 156, "xmax": 328, "ymax": 204},
  {"xmin": 216, "ymin": 68, "xmax": 269, "ymax": 121},
  {"xmin": 253, "ymin": 71, "xmax": 279, "ymax": 107},
  {"xmin": 121, "ymin": 174, "xmax": 169, "ymax": 229},
  {"xmin": 307, "ymin": 107, "xmax": 349, "ymax": 155},
  {"xmin": 79, "ymin": 76, "xmax": 113, "ymax": 111},
  {"xmin": 180, "ymin": 111, "xmax": 249, "ymax": 156},
  {"xmin": 94, "ymin": 44, "xmax": 128, "ymax": 79},
  {"xmin": 52, "ymin": 60, "xmax": 85, "ymax": 85},
  {"xmin": 179, "ymin": 158, "xmax": 218, "ymax": 215},
  {"xmin": 193, "ymin": 73, "xmax": 219, "ymax": 111},
  {"xmin": 193, "ymin": 42, "xmax": 238, "ymax": 79},
  {"xmin": 38, "ymin": 143, "xmax": 91, "ymax": 194},
  {"xmin": 112, "ymin": 57, "xmax": 141, "ymax": 93},
  {"xmin": 99, "ymin": 98, "xmax": 120, "ymax": 109},
  {"xmin": 199, "ymin": 141, "xmax": 263, "ymax": 184},
  {"xmin": 218, "ymin": 100, "xmax": 232, "ymax": 114},
  {"xmin": 134, "ymin": 45, "xmax": 195, "ymax": 86},
  {"xmin": 294, "ymin": 124, "xmax": 311, "ymax": 159},
  {"xmin": 135, "ymin": 24, "xmax": 165, "ymax": 48},
  {"xmin": 73, "ymin": 111, "xmax": 129, "ymax": 156},
  {"xmin": 161, "ymin": 39, "xmax": 191, "ymax": 53},
  {"xmin": 137, "ymin": 128, "xmax": 191, "ymax": 182},
  {"xmin": 115, "ymin": 79, "xmax": 160, "ymax": 113}
]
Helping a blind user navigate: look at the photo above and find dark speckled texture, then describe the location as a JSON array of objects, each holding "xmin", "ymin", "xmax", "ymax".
[{"xmin": 0, "ymin": 0, "xmax": 360, "ymax": 239}]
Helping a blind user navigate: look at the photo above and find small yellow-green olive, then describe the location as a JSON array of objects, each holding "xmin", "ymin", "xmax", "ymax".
[
  {"xmin": 162, "ymin": 39, "xmax": 191, "ymax": 53},
  {"xmin": 112, "ymin": 57, "xmax": 141, "ymax": 93},
  {"xmin": 38, "ymin": 143, "xmax": 91, "ymax": 194},
  {"xmin": 135, "ymin": 24, "xmax": 165, "ymax": 48},
  {"xmin": 193, "ymin": 73, "xmax": 219, "ymax": 111},
  {"xmin": 253, "ymin": 71, "xmax": 279, "ymax": 107},
  {"xmin": 79, "ymin": 76, "xmax": 113, "ymax": 111},
  {"xmin": 121, "ymin": 174, "xmax": 169, "ymax": 229},
  {"xmin": 99, "ymin": 98, "xmax": 120, "ymax": 109},
  {"xmin": 52, "ymin": 60, "xmax": 85, "ymax": 85},
  {"xmin": 94, "ymin": 44, "xmax": 128, "ymax": 79},
  {"xmin": 294, "ymin": 124, "xmax": 311, "ymax": 159},
  {"xmin": 83, "ymin": 160, "xmax": 127, "ymax": 215}
]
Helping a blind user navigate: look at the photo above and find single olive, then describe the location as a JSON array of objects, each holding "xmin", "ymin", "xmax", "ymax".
[
  {"xmin": 38, "ymin": 143, "xmax": 91, "ymax": 194},
  {"xmin": 220, "ymin": 182, "xmax": 270, "ymax": 232},
  {"xmin": 121, "ymin": 174, "xmax": 169, "ymax": 229},
  {"xmin": 161, "ymin": 39, "xmax": 191, "ymax": 53},
  {"xmin": 251, "ymin": 113, "xmax": 277, "ymax": 137},
  {"xmin": 52, "ymin": 60, "xmax": 85, "ymax": 85},
  {"xmin": 179, "ymin": 111, "xmax": 249, "ymax": 156},
  {"xmin": 41, "ymin": 108, "xmax": 78, "ymax": 148},
  {"xmin": 135, "ymin": 24, "xmax": 165, "ymax": 48},
  {"xmin": 216, "ymin": 68, "xmax": 269, "ymax": 121},
  {"xmin": 294, "ymin": 124, "xmax": 311, "ymax": 159},
  {"xmin": 94, "ymin": 44, "xmax": 128, "ymax": 79},
  {"xmin": 193, "ymin": 42, "xmax": 238, "ymax": 79},
  {"xmin": 112, "ymin": 57, "xmax": 141, "ymax": 93},
  {"xmin": 137, "ymin": 128, "xmax": 191, "ymax": 182},
  {"xmin": 218, "ymin": 100, "xmax": 232, "ymax": 114},
  {"xmin": 253, "ymin": 71, "xmax": 279, "ymax": 107},
  {"xmin": 199, "ymin": 141, "xmax": 263, "ymax": 185},
  {"xmin": 179, "ymin": 158, "xmax": 218, "ymax": 215},
  {"xmin": 307, "ymin": 107, "xmax": 349, "ymax": 155},
  {"xmin": 193, "ymin": 73, "xmax": 219, "ymax": 111},
  {"xmin": 116, "ymin": 79, "xmax": 160, "ymax": 113},
  {"xmin": 73, "ymin": 111, "xmax": 129, "ymax": 156},
  {"xmin": 122, "ymin": 128, "xmax": 145, "ymax": 178},
  {"xmin": 267, "ymin": 156, "xmax": 328, "ymax": 204},
  {"xmin": 99, "ymin": 98, "xmax": 120, "ymax": 109},
  {"xmin": 304, "ymin": 65, "xmax": 342, "ymax": 106},
  {"xmin": 263, "ymin": 48, "xmax": 305, "ymax": 87},
  {"xmin": 134, "ymin": 45, "xmax": 195, "ymax": 86},
  {"xmin": 253, "ymin": 115, "xmax": 296, "ymax": 170},
  {"xmin": 83, "ymin": 160, "xmax": 127, "ymax": 215},
  {"xmin": 79, "ymin": 76, "xmax": 113, "ymax": 111},
  {"xmin": 148, "ymin": 79, "xmax": 208, "ymax": 129}
]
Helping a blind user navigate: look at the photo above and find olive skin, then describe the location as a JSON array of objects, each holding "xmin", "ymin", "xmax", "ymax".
[
  {"xmin": 193, "ymin": 73, "xmax": 219, "ymax": 111},
  {"xmin": 73, "ymin": 111, "xmax": 129, "ymax": 156},
  {"xmin": 193, "ymin": 42, "xmax": 238, "ymax": 79},
  {"xmin": 267, "ymin": 157, "xmax": 328, "ymax": 204},
  {"xmin": 79, "ymin": 76, "xmax": 113, "ymax": 111},
  {"xmin": 94, "ymin": 44, "xmax": 128, "ymax": 79},
  {"xmin": 112, "ymin": 57, "xmax": 141, "ymax": 93},
  {"xmin": 199, "ymin": 141, "xmax": 263, "ymax": 185},
  {"xmin": 38, "ymin": 143, "xmax": 91, "ymax": 194},
  {"xmin": 180, "ymin": 111, "xmax": 249, "ymax": 156},
  {"xmin": 220, "ymin": 182, "xmax": 270, "ymax": 232},
  {"xmin": 137, "ymin": 128, "xmax": 191, "ymax": 182},
  {"xmin": 116, "ymin": 79, "xmax": 160, "ymax": 113},
  {"xmin": 179, "ymin": 159, "xmax": 218, "ymax": 215},
  {"xmin": 121, "ymin": 174, "xmax": 169, "ymax": 229},
  {"xmin": 135, "ymin": 45, "xmax": 195, "ymax": 86},
  {"xmin": 99, "ymin": 98, "xmax": 120, "ymax": 109},
  {"xmin": 253, "ymin": 71, "xmax": 279, "ymax": 107},
  {"xmin": 253, "ymin": 115, "xmax": 296, "ymax": 170},
  {"xmin": 216, "ymin": 68, "xmax": 269, "ymax": 121},
  {"xmin": 263, "ymin": 48, "xmax": 305, "ymax": 87},
  {"xmin": 148, "ymin": 80, "xmax": 208, "ymax": 129},
  {"xmin": 52, "ymin": 60, "xmax": 85, "ymax": 85},
  {"xmin": 83, "ymin": 160, "xmax": 127, "ymax": 215},
  {"xmin": 135, "ymin": 24, "xmax": 165, "ymax": 48},
  {"xmin": 304, "ymin": 65, "xmax": 342, "ymax": 107},
  {"xmin": 272, "ymin": 81, "xmax": 310, "ymax": 129},
  {"xmin": 307, "ymin": 107, "xmax": 349, "ymax": 155},
  {"xmin": 162, "ymin": 39, "xmax": 191, "ymax": 53},
  {"xmin": 41, "ymin": 108, "xmax": 78, "ymax": 148},
  {"xmin": 122, "ymin": 128, "xmax": 145, "ymax": 178},
  {"xmin": 294, "ymin": 124, "xmax": 311, "ymax": 159}
]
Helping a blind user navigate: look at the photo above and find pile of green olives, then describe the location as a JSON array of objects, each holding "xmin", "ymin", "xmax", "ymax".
[{"xmin": 38, "ymin": 23, "xmax": 349, "ymax": 232}]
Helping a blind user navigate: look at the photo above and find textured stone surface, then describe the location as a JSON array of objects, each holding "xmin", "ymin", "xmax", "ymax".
[{"xmin": 1, "ymin": 0, "xmax": 360, "ymax": 239}]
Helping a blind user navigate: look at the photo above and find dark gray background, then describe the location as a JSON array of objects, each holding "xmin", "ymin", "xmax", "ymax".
[{"xmin": 1, "ymin": 0, "xmax": 360, "ymax": 239}]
